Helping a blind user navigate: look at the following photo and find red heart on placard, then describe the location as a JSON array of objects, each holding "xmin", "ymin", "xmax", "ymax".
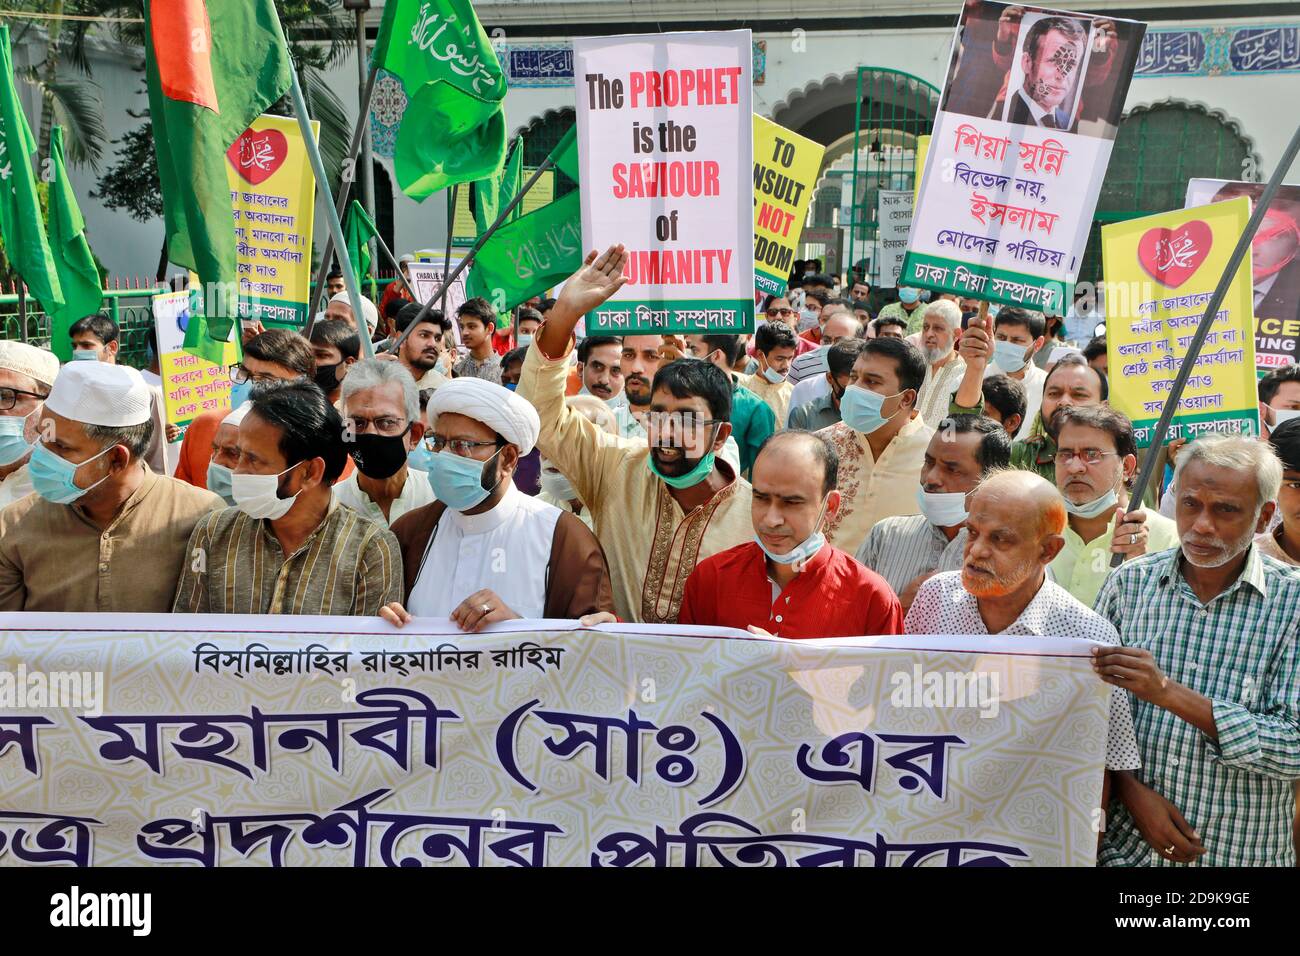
[
  {"xmin": 226, "ymin": 128, "xmax": 288, "ymax": 185},
  {"xmin": 1136, "ymin": 220, "xmax": 1213, "ymax": 289}
]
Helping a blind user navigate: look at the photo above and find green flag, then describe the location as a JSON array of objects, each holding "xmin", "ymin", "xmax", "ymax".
[
  {"xmin": 344, "ymin": 200, "xmax": 379, "ymax": 301},
  {"xmin": 472, "ymin": 135, "xmax": 524, "ymax": 236},
  {"xmin": 46, "ymin": 126, "xmax": 102, "ymax": 361},
  {"xmin": 465, "ymin": 127, "xmax": 581, "ymax": 309},
  {"xmin": 143, "ymin": 0, "xmax": 291, "ymax": 353},
  {"xmin": 183, "ymin": 282, "xmax": 243, "ymax": 370},
  {"xmin": 372, "ymin": 0, "xmax": 508, "ymax": 201},
  {"xmin": 0, "ymin": 26, "xmax": 63, "ymax": 318}
]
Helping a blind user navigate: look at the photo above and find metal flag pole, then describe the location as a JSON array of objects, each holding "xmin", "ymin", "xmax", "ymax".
[
  {"xmin": 288, "ymin": 68, "xmax": 376, "ymax": 359},
  {"xmin": 387, "ymin": 156, "xmax": 555, "ymax": 355},
  {"xmin": 1112, "ymin": 121, "xmax": 1300, "ymax": 569}
]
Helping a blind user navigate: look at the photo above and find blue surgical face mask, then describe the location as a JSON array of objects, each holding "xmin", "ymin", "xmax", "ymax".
[
  {"xmin": 72, "ymin": 349, "xmax": 99, "ymax": 362},
  {"xmin": 206, "ymin": 460, "xmax": 236, "ymax": 506},
  {"xmin": 0, "ymin": 411, "xmax": 35, "ymax": 466},
  {"xmin": 229, "ymin": 380, "xmax": 253, "ymax": 409},
  {"xmin": 840, "ymin": 385, "xmax": 903, "ymax": 435},
  {"xmin": 1064, "ymin": 486, "xmax": 1119, "ymax": 519},
  {"xmin": 427, "ymin": 446, "xmax": 502, "ymax": 511},
  {"xmin": 407, "ymin": 441, "xmax": 435, "ymax": 473},
  {"xmin": 898, "ymin": 288, "xmax": 920, "ymax": 305},
  {"xmin": 517, "ymin": 334, "xmax": 534, "ymax": 349},
  {"xmin": 755, "ymin": 498, "xmax": 829, "ymax": 566},
  {"xmin": 504, "ymin": 381, "xmax": 518, "ymax": 391},
  {"xmin": 29, "ymin": 442, "xmax": 114, "ymax": 505},
  {"xmin": 761, "ymin": 365, "xmax": 787, "ymax": 384},
  {"xmin": 993, "ymin": 339, "xmax": 1032, "ymax": 373}
]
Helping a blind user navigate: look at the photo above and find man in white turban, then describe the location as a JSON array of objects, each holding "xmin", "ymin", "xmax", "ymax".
[
  {"xmin": 0, "ymin": 341, "xmax": 59, "ymax": 508},
  {"xmin": 382, "ymin": 376, "xmax": 614, "ymax": 630},
  {"xmin": 326, "ymin": 291, "xmax": 379, "ymax": 337}
]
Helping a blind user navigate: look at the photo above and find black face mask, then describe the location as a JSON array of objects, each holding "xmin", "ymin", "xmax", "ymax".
[
  {"xmin": 348, "ymin": 429, "xmax": 410, "ymax": 480},
  {"xmin": 314, "ymin": 362, "xmax": 342, "ymax": 392}
]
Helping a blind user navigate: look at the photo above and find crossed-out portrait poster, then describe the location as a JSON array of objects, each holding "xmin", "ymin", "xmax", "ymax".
[{"xmin": 903, "ymin": 3, "xmax": 1146, "ymax": 313}]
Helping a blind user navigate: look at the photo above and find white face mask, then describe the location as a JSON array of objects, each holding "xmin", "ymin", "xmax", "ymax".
[
  {"xmin": 231, "ymin": 463, "xmax": 302, "ymax": 520},
  {"xmin": 916, "ymin": 488, "xmax": 969, "ymax": 527},
  {"xmin": 540, "ymin": 468, "xmax": 577, "ymax": 503},
  {"xmin": 1273, "ymin": 408, "xmax": 1300, "ymax": 429}
]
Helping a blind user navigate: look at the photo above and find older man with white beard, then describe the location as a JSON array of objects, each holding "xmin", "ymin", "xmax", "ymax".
[
  {"xmin": 1092, "ymin": 436, "xmax": 1300, "ymax": 867},
  {"xmin": 913, "ymin": 299, "xmax": 967, "ymax": 427}
]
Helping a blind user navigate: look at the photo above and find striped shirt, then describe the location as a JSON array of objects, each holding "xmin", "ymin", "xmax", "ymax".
[
  {"xmin": 172, "ymin": 500, "xmax": 403, "ymax": 615},
  {"xmin": 855, "ymin": 513, "xmax": 967, "ymax": 596},
  {"xmin": 1094, "ymin": 546, "xmax": 1300, "ymax": 867}
]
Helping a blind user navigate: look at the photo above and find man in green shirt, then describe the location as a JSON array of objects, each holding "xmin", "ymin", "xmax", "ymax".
[
  {"xmin": 685, "ymin": 334, "xmax": 776, "ymax": 478},
  {"xmin": 875, "ymin": 287, "xmax": 929, "ymax": 334}
]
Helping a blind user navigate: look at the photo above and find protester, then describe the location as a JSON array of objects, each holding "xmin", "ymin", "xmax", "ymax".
[
  {"xmin": 1093, "ymin": 436, "xmax": 1300, "ymax": 866},
  {"xmin": 683, "ymin": 334, "xmax": 776, "ymax": 477},
  {"xmin": 858, "ymin": 415, "xmax": 1009, "ymax": 610},
  {"xmin": 875, "ymin": 287, "xmax": 927, "ymax": 334},
  {"xmin": 538, "ymin": 394, "xmax": 619, "ymax": 530},
  {"xmin": 307, "ymin": 318, "xmax": 360, "ymax": 405},
  {"xmin": 334, "ymin": 359, "xmax": 434, "ymax": 526},
  {"xmin": 1083, "ymin": 334, "xmax": 1108, "ymax": 377},
  {"xmin": 738, "ymin": 321, "xmax": 797, "ymax": 428},
  {"xmin": 816, "ymin": 336, "xmax": 933, "ymax": 556},
  {"xmin": 382, "ymin": 377, "xmax": 614, "ymax": 629},
  {"xmin": 848, "ymin": 278, "xmax": 876, "ymax": 320},
  {"xmin": 576, "ymin": 335, "xmax": 625, "ymax": 404},
  {"xmin": 173, "ymin": 380, "xmax": 402, "ymax": 614},
  {"xmin": 326, "ymin": 268, "xmax": 346, "ymax": 297},
  {"xmin": 980, "ymin": 373, "xmax": 1027, "ymax": 437},
  {"xmin": 500, "ymin": 346, "xmax": 527, "ymax": 390},
  {"xmin": 518, "ymin": 245, "xmax": 752, "ymax": 623},
  {"xmin": 787, "ymin": 312, "xmax": 863, "ymax": 387},
  {"xmin": 674, "ymin": 430, "xmax": 902, "ymax": 636},
  {"xmin": 514, "ymin": 307, "xmax": 543, "ymax": 350},
  {"xmin": 392, "ymin": 303, "xmax": 453, "ymax": 391},
  {"xmin": 905, "ymin": 470, "xmax": 1141, "ymax": 776},
  {"xmin": 377, "ymin": 254, "xmax": 416, "ymax": 318},
  {"xmin": 453, "ymin": 297, "xmax": 504, "ymax": 383},
  {"xmin": 787, "ymin": 338, "xmax": 866, "ymax": 432},
  {"xmin": 1259, "ymin": 417, "xmax": 1300, "ymax": 565},
  {"xmin": 326, "ymin": 290, "xmax": 379, "ymax": 339},
  {"xmin": 0, "ymin": 341, "xmax": 58, "ymax": 508},
  {"xmin": 955, "ymin": 308, "xmax": 1049, "ymax": 441},
  {"xmin": 203, "ymin": 403, "xmax": 248, "ymax": 507},
  {"xmin": 798, "ymin": 286, "xmax": 830, "ymax": 332},
  {"xmin": 0, "ymin": 362, "xmax": 221, "ymax": 612},
  {"xmin": 1257, "ymin": 363, "xmax": 1300, "ymax": 439},
  {"xmin": 1050, "ymin": 405, "xmax": 1177, "ymax": 606},
  {"xmin": 870, "ymin": 315, "xmax": 907, "ymax": 339},
  {"xmin": 914, "ymin": 299, "xmax": 967, "ymax": 427},
  {"xmin": 751, "ymin": 295, "xmax": 817, "ymax": 357}
]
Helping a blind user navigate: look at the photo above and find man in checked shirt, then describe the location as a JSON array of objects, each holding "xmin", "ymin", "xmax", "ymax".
[{"xmin": 1093, "ymin": 435, "xmax": 1300, "ymax": 866}]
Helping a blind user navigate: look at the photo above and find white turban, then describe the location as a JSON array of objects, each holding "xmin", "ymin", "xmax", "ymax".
[
  {"xmin": 329, "ymin": 291, "xmax": 378, "ymax": 332},
  {"xmin": 0, "ymin": 341, "xmax": 59, "ymax": 389},
  {"xmin": 426, "ymin": 377, "xmax": 540, "ymax": 455},
  {"xmin": 44, "ymin": 361, "xmax": 151, "ymax": 427}
]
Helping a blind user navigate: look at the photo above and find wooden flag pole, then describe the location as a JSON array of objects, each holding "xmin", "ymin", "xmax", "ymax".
[
  {"xmin": 1110, "ymin": 121, "xmax": 1300, "ymax": 568},
  {"xmin": 288, "ymin": 68, "xmax": 375, "ymax": 360}
]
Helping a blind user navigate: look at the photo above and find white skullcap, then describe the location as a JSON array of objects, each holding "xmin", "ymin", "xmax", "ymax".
[
  {"xmin": 427, "ymin": 376, "xmax": 541, "ymax": 455},
  {"xmin": 0, "ymin": 341, "xmax": 59, "ymax": 389},
  {"xmin": 45, "ymin": 361, "xmax": 151, "ymax": 427},
  {"xmin": 222, "ymin": 402, "xmax": 252, "ymax": 427},
  {"xmin": 330, "ymin": 291, "xmax": 378, "ymax": 332},
  {"xmin": 399, "ymin": 253, "xmax": 415, "ymax": 265}
]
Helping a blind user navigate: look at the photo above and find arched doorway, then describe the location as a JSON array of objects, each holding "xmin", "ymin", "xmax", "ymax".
[{"xmin": 517, "ymin": 107, "xmax": 577, "ymax": 197}]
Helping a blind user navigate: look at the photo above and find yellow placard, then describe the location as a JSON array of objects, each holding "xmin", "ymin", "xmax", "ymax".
[
  {"xmin": 154, "ymin": 290, "xmax": 233, "ymax": 428},
  {"xmin": 451, "ymin": 169, "xmax": 556, "ymax": 246},
  {"xmin": 226, "ymin": 114, "xmax": 319, "ymax": 327},
  {"xmin": 914, "ymin": 134, "xmax": 930, "ymax": 206},
  {"xmin": 1102, "ymin": 197, "xmax": 1259, "ymax": 448},
  {"xmin": 753, "ymin": 114, "xmax": 825, "ymax": 297}
]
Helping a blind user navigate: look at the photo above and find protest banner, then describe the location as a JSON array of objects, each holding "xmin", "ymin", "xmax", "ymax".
[
  {"xmin": 574, "ymin": 30, "xmax": 755, "ymax": 334},
  {"xmin": 452, "ymin": 170, "xmax": 556, "ymax": 247},
  {"xmin": 877, "ymin": 189, "xmax": 914, "ymax": 287},
  {"xmin": 1102, "ymin": 197, "xmax": 1259, "ymax": 447},
  {"xmin": 153, "ymin": 290, "xmax": 232, "ymax": 429},
  {"xmin": 409, "ymin": 257, "xmax": 468, "ymax": 346},
  {"xmin": 226, "ymin": 114, "xmax": 319, "ymax": 328},
  {"xmin": 1185, "ymin": 178, "xmax": 1300, "ymax": 373},
  {"xmin": 0, "ymin": 613, "xmax": 1110, "ymax": 867},
  {"xmin": 753, "ymin": 115, "xmax": 824, "ymax": 297},
  {"xmin": 903, "ymin": 4, "xmax": 1146, "ymax": 313}
]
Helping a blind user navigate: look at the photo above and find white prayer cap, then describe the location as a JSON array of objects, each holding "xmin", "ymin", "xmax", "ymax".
[
  {"xmin": 427, "ymin": 376, "xmax": 540, "ymax": 455},
  {"xmin": 222, "ymin": 402, "xmax": 252, "ymax": 427},
  {"xmin": 399, "ymin": 253, "xmax": 415, "ymax": 265},
  {"xmin": 44, "ymin": 361, "xmax": 151, "ymax": 427},
  {"xmin": 330, "ymin": 291, "xmax": 378, "ymax": 332},
  {"xmin": 0, "ymin": 341, "xmax": 59, "ymax": 389}
]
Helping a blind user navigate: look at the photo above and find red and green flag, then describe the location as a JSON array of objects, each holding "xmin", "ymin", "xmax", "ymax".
[
  {"xmin": 143, "ymin": 0, "xmax": 291, "ymax": 351},
  {"xmin": 46, "ymin": 126, "xmax": 103, "ymax": 361},
  {"xmin": 0, "ymin": 25, "xmax": 63, "ymax": 320},
  {"xmin": 372, "ymin": 0, "xmax": 508, "ymax": 201}
]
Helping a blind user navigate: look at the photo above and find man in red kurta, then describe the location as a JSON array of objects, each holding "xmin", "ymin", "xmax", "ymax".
[{"xmin": 680, "ymin": 430, "xmax": 902, "ymax": 638}]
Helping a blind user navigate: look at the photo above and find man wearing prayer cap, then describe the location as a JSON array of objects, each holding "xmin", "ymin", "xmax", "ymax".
[
  {"xmin": 203, "ymin": 402, "xmax": 251, "ymax": 506},
  {"xmin": 0, "ymin": 341, "xmax": 59, "ymax": 508},
  {"xmin": 382, "ymin": 376, "xmax": 614, "ymax": 631},
  {"xmin": 0, "ymin": 361, "xmax": 222, "ymax": 612},
  {"xmin": 326, "ymin": 291, "xmax": 379, "ymax": 337}
]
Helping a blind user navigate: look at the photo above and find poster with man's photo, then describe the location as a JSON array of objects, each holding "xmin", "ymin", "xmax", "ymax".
[
  {"xmin": 1186, "ymin": 179, "xmax": 1300, "ymax": 373},
  {"xmin": 902, "ymin": 2, "xmax": 1145, "ymax": 313}
]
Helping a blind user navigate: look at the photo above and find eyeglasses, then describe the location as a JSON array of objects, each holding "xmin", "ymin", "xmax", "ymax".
[
  {"xmin": 425, "ymin": 435, "xmax": 501, "ymax": 456},
  {"xmin": 0, "ymin": 386, "xmax": 48, "ymax": 411},
  {"xmin": 1054, "ymin": 449, "xmax": 1119, "ymax": 465},
  {"xmin": 348, "ymin": 416, "xmax": 410, "ymax": 437},
  {"xmin": 766, "ymin": 307, "xmax": 795, "ymax": 318},
  {"xmin": 228, "ymin": 364, "xmax": 285, "ymax": 385}
]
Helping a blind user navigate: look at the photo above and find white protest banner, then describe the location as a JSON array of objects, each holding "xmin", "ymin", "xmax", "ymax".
[
  {"xmin": 903, "ymin": 4, "xmax": 1146, "ymax": 313},
  {"xmin": 408, "ymin": 258, "xmax": 468, "ymax": 347},
  {"xmin": 574, "ymin": 30, "xmax": 754, "ymax": 334},
  {"xmin": 0, "ymin": 613, "xmax": 1110, "ymax": 866},
  {"xmin": 877, "ymin": 189, "xmax": 914, "ymax": 286}
]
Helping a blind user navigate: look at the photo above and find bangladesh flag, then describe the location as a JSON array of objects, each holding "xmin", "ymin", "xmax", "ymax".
[
  {"xmin": 46, "ymin": 126, "xmax": 103, "ymax": 362},
  {"xmin": 372, "ymin": 0, "xmax": 508, "ymax": 201},
  {"xmin": 466, "ymin": 127, "xmax": 580, "ymax": 309},
  {"xmin": 344, "ymin": 200, "xmax": 379, "ymax": 302},
  {"xmin": 144, "ymin": 0, "xmax": 291, "ymax": 350},
  {"xmin": 0, "ymin": 26, "xmax": 63, "ymax": 319}
]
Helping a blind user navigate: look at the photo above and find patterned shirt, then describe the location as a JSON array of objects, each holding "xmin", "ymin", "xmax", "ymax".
[
  {"xmin": 905, "ymin": 570, "xmax": 1141, "ymax": 771},
  {"xmin": 452, "ymin": 352, "xmax": 503, "ymax": 384},
  {"xmin": 916, "ymin": 353, "xmax": 967, "ymax": 428},
  {"xmin": 172, "ymin": 500, "xmax": 403, "ymax": 615},
  {"xmin": 856, "ymin": 513, "xmax": 967, "ymax": 597},
  {"xmin": 1094, "ymin": 546, "xmax": 1300, "ymax": 867}
]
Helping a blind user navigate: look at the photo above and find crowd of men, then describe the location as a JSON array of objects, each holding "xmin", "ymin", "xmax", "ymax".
[{"xmin": 0, "ymin": 245, "xmax": 1295, "ymax": 868}]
